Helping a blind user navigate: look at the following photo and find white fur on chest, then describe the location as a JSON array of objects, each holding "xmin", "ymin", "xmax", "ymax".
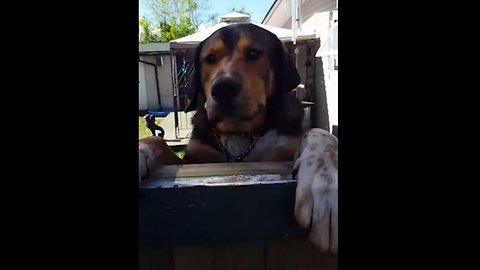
[{"xmin": 219, "ymin": 130, "xmax": 298, "ymax": 161}]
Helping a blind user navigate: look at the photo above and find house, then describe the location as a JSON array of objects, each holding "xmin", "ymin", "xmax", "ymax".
[
  {"xmin": 139, "ymin": 43, "xmax": 175, "ymax": 114},
  {"xmin": 263, "ymin": 0, "xmax": 338, "ymax": 134}
]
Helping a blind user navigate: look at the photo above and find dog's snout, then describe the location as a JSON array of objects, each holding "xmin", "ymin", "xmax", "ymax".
[{"xmin": 211, "ymin": 76, "xmax": 241, "ymax": 103}]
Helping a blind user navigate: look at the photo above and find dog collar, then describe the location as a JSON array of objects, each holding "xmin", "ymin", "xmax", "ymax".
[{"xmin": 211, "ymin": 128, "xmax": 265, "ymax": 162}]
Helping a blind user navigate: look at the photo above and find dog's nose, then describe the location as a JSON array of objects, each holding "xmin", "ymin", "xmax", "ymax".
[{"xmin": 211, "ymin": 76, "xmax": 241, "ymax": 103}]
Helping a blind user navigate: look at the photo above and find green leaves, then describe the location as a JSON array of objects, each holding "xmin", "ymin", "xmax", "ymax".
[
  {"xmin": 139, "ymin": 16, "xmax": 160, "ymax": 43},
  {"xmin": 141, "ymin": 0, "xmax": 200, "ymax": 42},
  {"xmin": 140, "ymin": 0, "xmax": 248, "ymax": 43}
]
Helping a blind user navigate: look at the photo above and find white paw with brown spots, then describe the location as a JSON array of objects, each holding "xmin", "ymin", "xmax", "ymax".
[
  {"xmin": 293, "ymin": 128, "xmax": 338, "ymax": 253},
  {"xmin": 138, "ymin": 140, "xmax": 163, "ymax": 184}
]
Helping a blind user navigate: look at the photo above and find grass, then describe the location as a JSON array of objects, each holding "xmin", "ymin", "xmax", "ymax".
[
  {"xmin": 139, "ymin": 116, "xmax": 185, "ymax": 159},
  {"xmin": 176, "ymin": 150, "xmax": 186, "ymax": 159}
]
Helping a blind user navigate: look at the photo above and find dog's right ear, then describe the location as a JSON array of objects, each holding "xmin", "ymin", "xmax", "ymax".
[{"xmin": 184, "ymin": 42, "xmax": 204, "ymax": 113}]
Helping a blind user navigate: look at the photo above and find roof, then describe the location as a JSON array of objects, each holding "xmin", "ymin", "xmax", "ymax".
[
  {"xmin": 262, "ymin": 0, "xmax": 336, "ymax": 27},
  {"xmin": 261, "ymin": 0, "xmax": 280, "ymax": 24},
  {"xmin": 220, "ymin": 12, "xmax": 250, "ymax": 23},
  {"xmin": 316, "ymin": 22, "xmax": 337, "ymax": 57},
  {"xmin": 139, "ymin": 43, "xmax": 170, "ymax": 54},
  {"xmin": 170, "ymin": 22, "xmax": 316, "ymax": 49}
]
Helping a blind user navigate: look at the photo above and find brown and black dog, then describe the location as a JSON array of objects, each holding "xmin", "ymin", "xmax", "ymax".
[{"xmin": 139, "ymin": 23, "xmax": 338, "ymax": 252}]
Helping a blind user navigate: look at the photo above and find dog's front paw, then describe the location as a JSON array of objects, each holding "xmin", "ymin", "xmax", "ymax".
[
  {"xmin": 293, "ymin": 128, "xmax": 338, "ymax": 253},
  {"xmin": 138, "ymin": 148, "xmax": 149, "ymax": 183},
  {"xmin": 138, "ymin": 137, "xmax": 165, "ymax": 184}
]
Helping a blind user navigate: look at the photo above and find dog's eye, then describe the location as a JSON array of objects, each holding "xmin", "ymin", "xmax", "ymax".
[
  {"xmin": 205, "ymin": 54, "xmax": 216, "ymax": 64},
  {"xmin": 246, "ymin": 48, "xmax": 262, "ymax": 61}
]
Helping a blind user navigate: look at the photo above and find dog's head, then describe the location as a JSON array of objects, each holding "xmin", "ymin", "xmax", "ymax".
[{"xmin": 185, "ymin": 23, "xmax": 300, "ymax": 133}]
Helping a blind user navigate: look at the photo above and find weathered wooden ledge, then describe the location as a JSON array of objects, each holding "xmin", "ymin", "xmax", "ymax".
[{"xmin": 139, "ymin": 161, "xmax": 309, "ymax": 248}]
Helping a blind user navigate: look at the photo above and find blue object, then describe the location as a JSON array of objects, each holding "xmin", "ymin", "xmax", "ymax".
[{"xmin": 147, "ymin": 110, "xmax": 170, "ymax": 118}]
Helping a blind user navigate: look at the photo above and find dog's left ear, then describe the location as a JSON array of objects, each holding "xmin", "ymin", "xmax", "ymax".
[
  {"xmin": 284, "ymin": 50, "xmax": 301, "ymax": 92},
  {"xmin": 184, "ymin": 42, "xmax": 205, "ymax": 112}
]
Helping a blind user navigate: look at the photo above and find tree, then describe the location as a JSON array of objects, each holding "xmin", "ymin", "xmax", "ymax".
[
  {"xmin": 143, "ymin": 0, "xmax": 214, "ymax": 42},
  {"xmin": 139, "ymin": 17, "xmax": 161, "ymax": 43},
  {"xmin": 139, "ymin": 18, "xmax": 150, "ymax": 43},
  {"xmin": 139, "ymin": 0, "xmax": 250, "ymax": 43}
]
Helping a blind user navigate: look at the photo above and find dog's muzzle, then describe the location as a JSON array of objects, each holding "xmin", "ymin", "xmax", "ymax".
[{"xmin": 210, "ymin": 76, "xmax": 241, "ymax": 111}]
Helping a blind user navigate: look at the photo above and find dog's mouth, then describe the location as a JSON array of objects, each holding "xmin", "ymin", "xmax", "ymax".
[{"xmin": 207, "ymin": 102, "xmax": 264, "ymax": 124}]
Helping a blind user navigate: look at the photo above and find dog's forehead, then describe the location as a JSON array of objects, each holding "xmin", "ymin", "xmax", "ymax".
[{"xmin": 201, "ymin": 24, "xmax": 274, "ymax": 53}]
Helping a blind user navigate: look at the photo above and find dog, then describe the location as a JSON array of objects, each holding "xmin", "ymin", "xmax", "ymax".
[
  {"xmin": 144, "ymin": 114, "xmax": 165, "ymax": 138},
  {"xmin": 139, "ymin": 23, "xmax": 338, "ymax": 253}
]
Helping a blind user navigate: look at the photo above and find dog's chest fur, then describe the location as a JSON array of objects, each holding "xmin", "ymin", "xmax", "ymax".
[{"xmin": 219, "ymin": 130, "xmax": 300, "ymax": 162}]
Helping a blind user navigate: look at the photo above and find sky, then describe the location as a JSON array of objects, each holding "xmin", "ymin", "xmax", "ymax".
[{"xmin": 139, "ymin": 0, "xmax": 275, "ymax": 24}]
